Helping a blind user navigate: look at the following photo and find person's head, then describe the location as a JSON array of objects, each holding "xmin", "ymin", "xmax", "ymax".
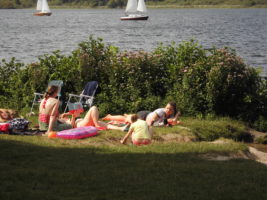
[
  {"xmin": 8, "ymin": 109, "xmax": 18, "ymax": 119},
  {"xmin": 164, "ymin": 102, "xmax": 177, "ymax": 117},
  {"xmin": 131, "ymin": 114, "xmax": 138, "ymax": 123},
  {"xmin": 0, "ymin": 109, "xmax": 12, "ymax": 122},
  {"xmin": 44, "ymin": 85, "xmax": 59, "ymax": 99}
]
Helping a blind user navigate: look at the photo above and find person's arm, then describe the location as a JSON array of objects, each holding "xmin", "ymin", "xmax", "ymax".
[
  {"xmin": 69, "ymin": 112, "xmax": 80, "ymax": 128},
  {"xmin": 47, "ymin": 101, "xmax": 60, "ymax": 133},
  {"xmin": 59, "ymin": 112, "xmax": 71, "ymax": 119},
  {"xmin": 167, "ymin": 111, "xmax": 181, "ymax": 125},
  {"xmin": 146, "ymin": 112, "xmax": 158, "ymax": 126},
  {"xmin": 120, "ymin": 129, "xmax": 134, "ymax": 144}
]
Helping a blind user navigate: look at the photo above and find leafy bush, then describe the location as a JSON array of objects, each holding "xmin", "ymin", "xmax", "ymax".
[
  {"xmin": 0, "ymin": 58, "xmax": 25, "ymax": 110},
  {"xmin": 1, "ymin": 35, "xmax": 266, "ymax": 130},
  {"xmin": 253, "ymin": 116, "xmax": 267, "ymax": 132},
  {"xmin": 206, "ymin": 48, "xmax": 262, "ymax": 121}
]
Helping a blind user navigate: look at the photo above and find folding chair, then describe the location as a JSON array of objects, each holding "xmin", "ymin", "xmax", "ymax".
[
  {"xmin": 30, "ymin": 80, "xmax": 63, "ymax": 114},
  {"xmin": 64, "ymin": 81, "xmax": 98, "ymax": 113}
]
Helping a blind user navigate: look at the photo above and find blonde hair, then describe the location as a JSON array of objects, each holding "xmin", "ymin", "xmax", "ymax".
[{"xmin": 0, "ymin": 109, "xmax": 12, "ymax": 122}]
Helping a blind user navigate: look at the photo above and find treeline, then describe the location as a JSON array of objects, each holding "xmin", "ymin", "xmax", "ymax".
[
  {"xmin": 1, "ymin": 36, "xmax": 267, "ymax": 131},
  {"xmin": 0, "ymin": 0, "xmax": 266, "ymax": 9}
]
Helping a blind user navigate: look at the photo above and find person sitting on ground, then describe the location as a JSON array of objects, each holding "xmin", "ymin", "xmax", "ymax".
[
  {"xmin": 38, "ymin": 85, "xmax": 77, "ymax": 134},
  {"xmin": 120, "ymin": 114, "xmax": 152, "ymax": 146}
]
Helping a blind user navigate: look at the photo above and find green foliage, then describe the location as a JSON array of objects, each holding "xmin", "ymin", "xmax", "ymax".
[
  {"xmin": 255, "ymin": 136, "xmax": 267, "ymax": 144},
  {"xmin": 206, "ymin": 48, "xmax": 262, "ymax": 121},
  {"xmin": 1, "ymin": 35, "xmax": 267, "ymax": 132},
  {"xmin": 0, "ymin": 58, "xmax": 25, "ymax": 110},
  {"xmin": 107, "ymin": 0, "xmax": 125, "ymax": 8},
  {"xmin": 154, "ymin": 40, "xmax": 209, "ymax": 115},
  {"xmin": 183, "ymin": 117, "xmax": 251, "ymax": 141},
  {"xmin": 253, "ymin": 115, "xmax": 267, "ymax": 132}
]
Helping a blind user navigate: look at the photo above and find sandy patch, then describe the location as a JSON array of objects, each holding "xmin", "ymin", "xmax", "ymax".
[
  {"xmin": 248, "ymin": 147, "xmax": 267, "ymax": 165},
  {"xmin": 160, "ymin": 133, "xmax": 196, "ymax": 143}
]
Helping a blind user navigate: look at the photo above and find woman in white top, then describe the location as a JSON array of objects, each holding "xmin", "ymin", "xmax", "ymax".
[
  {"xmin": 102, "ymin": 102, "xmax": 180, "ymax": 127},
  {"xmin": 145, "ymin": 102, "xmax": 180, "ymax": 126}
]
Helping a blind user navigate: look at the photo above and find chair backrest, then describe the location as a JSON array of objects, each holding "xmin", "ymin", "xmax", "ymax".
[
  {"xmin": 48, "ymin": 80, "xmax": 63, "ymax": 97},
  {"xmin": 82, "ymin": 81, "xmax": 98, "ymax": 97}
]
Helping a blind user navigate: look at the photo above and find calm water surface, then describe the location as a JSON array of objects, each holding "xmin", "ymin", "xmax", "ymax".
[{"xmin": 0, "ymin": 8, "xmax": 267, "ymax": 75}]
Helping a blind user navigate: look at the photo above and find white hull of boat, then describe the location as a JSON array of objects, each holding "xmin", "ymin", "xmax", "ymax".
[{"xmin": 120, "ymin": 15, "xmax": 148, "ymax": 20}]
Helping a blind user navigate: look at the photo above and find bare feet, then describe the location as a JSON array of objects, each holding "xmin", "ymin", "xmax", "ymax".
[{"xmin": 102, "ymin": 114, "xmax": 111, "ymax": 121}]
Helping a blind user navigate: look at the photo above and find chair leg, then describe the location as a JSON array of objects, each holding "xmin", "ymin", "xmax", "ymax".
[
  {"xmin": 64, "ymin": 95, "xmax": 73, "ymax": 113},
  {"xmin": 30, "ymin": 95, "xmax": 37, "ymax": 113}
]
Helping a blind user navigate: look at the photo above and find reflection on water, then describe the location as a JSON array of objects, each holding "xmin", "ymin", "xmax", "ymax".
[{"xmin": 0, "ymin": 8, "xmax": 267, "ymax": 75}]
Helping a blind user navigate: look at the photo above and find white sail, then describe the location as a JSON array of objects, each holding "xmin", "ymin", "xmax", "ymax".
[
  {"xmin": 137, "ymin": 0, "xmax": 147, "ymax": 13},
  {"xmin": 36, "ymin": 0, "xmax": 42, "ymax": 11},
  {"xmin": 41, "ymin": 0, "xmax": 51, "ymax": 13},
  {"xmin": 125, "ymin": 0, "xmax": 137, "ymax": 14}
]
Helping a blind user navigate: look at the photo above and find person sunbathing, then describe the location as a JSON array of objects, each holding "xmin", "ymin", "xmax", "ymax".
[
  {"xmin": 62, "ymin": 106, "xmax": 125, "ymax": 131},
  {"xmin": 102, "ymin": 102, "xmax": 181, "ymax": 127},
  {"xmin": 0, "ymin": 109, "xmax": 12, "ymax": 122},
  {"xmin": 0, "ymin": 109, "xmax": 18, "ymax": 123}
]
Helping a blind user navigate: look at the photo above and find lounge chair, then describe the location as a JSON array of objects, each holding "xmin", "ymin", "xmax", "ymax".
[{"xmin": 64, "ymin": 81, "xmax": 98, "ymax": 113}]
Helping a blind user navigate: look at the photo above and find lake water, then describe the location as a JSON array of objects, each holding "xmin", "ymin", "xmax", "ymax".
[{"xmin": 0, "ymin": 8, "xmax": 267, "ymax": 76}]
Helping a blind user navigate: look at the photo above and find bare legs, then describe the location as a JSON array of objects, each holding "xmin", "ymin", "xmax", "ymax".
[
  {"xmin": 76, "ymin": 106, "xmax": 124, "ymax": 131},
  {"xmin": 102, "ymin": 113, "xmax": 133, "ymax": 124},
  {"xmin": 102, "ymin": 114, "xmax": 127, "ymax": 123}
]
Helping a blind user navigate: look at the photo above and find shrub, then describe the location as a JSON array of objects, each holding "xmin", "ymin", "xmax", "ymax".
[
  {"xmin": 253, "ymin": 116, "xmax": 267, "ymax": 132},
  {"xmin": 1, "ymin": 36, "xmax": 266, "ymax": 127},
  {"xmin": 0, "ymin": 58, "xmax": 25, "ymax": 110}
]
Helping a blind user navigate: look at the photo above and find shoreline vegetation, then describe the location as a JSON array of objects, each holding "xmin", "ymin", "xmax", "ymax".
[
  {"xmin": 1, "ymin": 0, "xmax": 267, "ymax": 9},
  {"xmin": 1, "ymin": 36, "xmax": 267, "ymax": 133},
  {"xmin": 1, "ymin": 34, "xmax": 267, "ymax": 198}
]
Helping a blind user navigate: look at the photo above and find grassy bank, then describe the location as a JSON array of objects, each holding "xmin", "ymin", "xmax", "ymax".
[
  {"xmin": 1, "ymin": 115, "xmax": 267, "ymax": 199},
  {"xmin": 1, "ymin": 132, "xmax": 267, "ymax": 200}
]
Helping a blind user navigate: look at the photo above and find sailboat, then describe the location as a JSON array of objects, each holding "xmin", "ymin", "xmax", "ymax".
[
  {"xmin": 120, "ymin": 0, "xmax": 148, "ymax": 20},
  {"xmin": 33, "ymin": 0, "xmax": 52, "ymax": 16}
]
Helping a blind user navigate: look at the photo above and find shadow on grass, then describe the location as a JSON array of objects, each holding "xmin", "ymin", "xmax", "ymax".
[{"xmin": 1, "ymin": 139, "xmax": 267, "ymax": 200}]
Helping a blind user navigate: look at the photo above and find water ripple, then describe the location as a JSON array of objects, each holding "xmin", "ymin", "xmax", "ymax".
[{"xmin": 0, "ymin": 8, "xmax": 266, "ymax": 76}]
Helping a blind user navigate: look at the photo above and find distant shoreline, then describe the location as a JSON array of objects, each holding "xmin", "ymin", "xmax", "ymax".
[
  {"xmin": 1, "ymin": 4, "xmax": 267, "ymax": 9},
  {"xmin": 49, "ymin": 5, "xmax": 267, "ymax": 9}
]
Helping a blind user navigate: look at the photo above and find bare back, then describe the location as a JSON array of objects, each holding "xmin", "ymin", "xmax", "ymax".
[{"xmin": 39, "ymin": 98, "xmax": 59, "ymax": 116}]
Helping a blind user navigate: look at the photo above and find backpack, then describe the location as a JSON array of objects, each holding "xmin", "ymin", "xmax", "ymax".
[{"xmin": 9, "ymin": 118, "xmax": 30, "ymax": 130}]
